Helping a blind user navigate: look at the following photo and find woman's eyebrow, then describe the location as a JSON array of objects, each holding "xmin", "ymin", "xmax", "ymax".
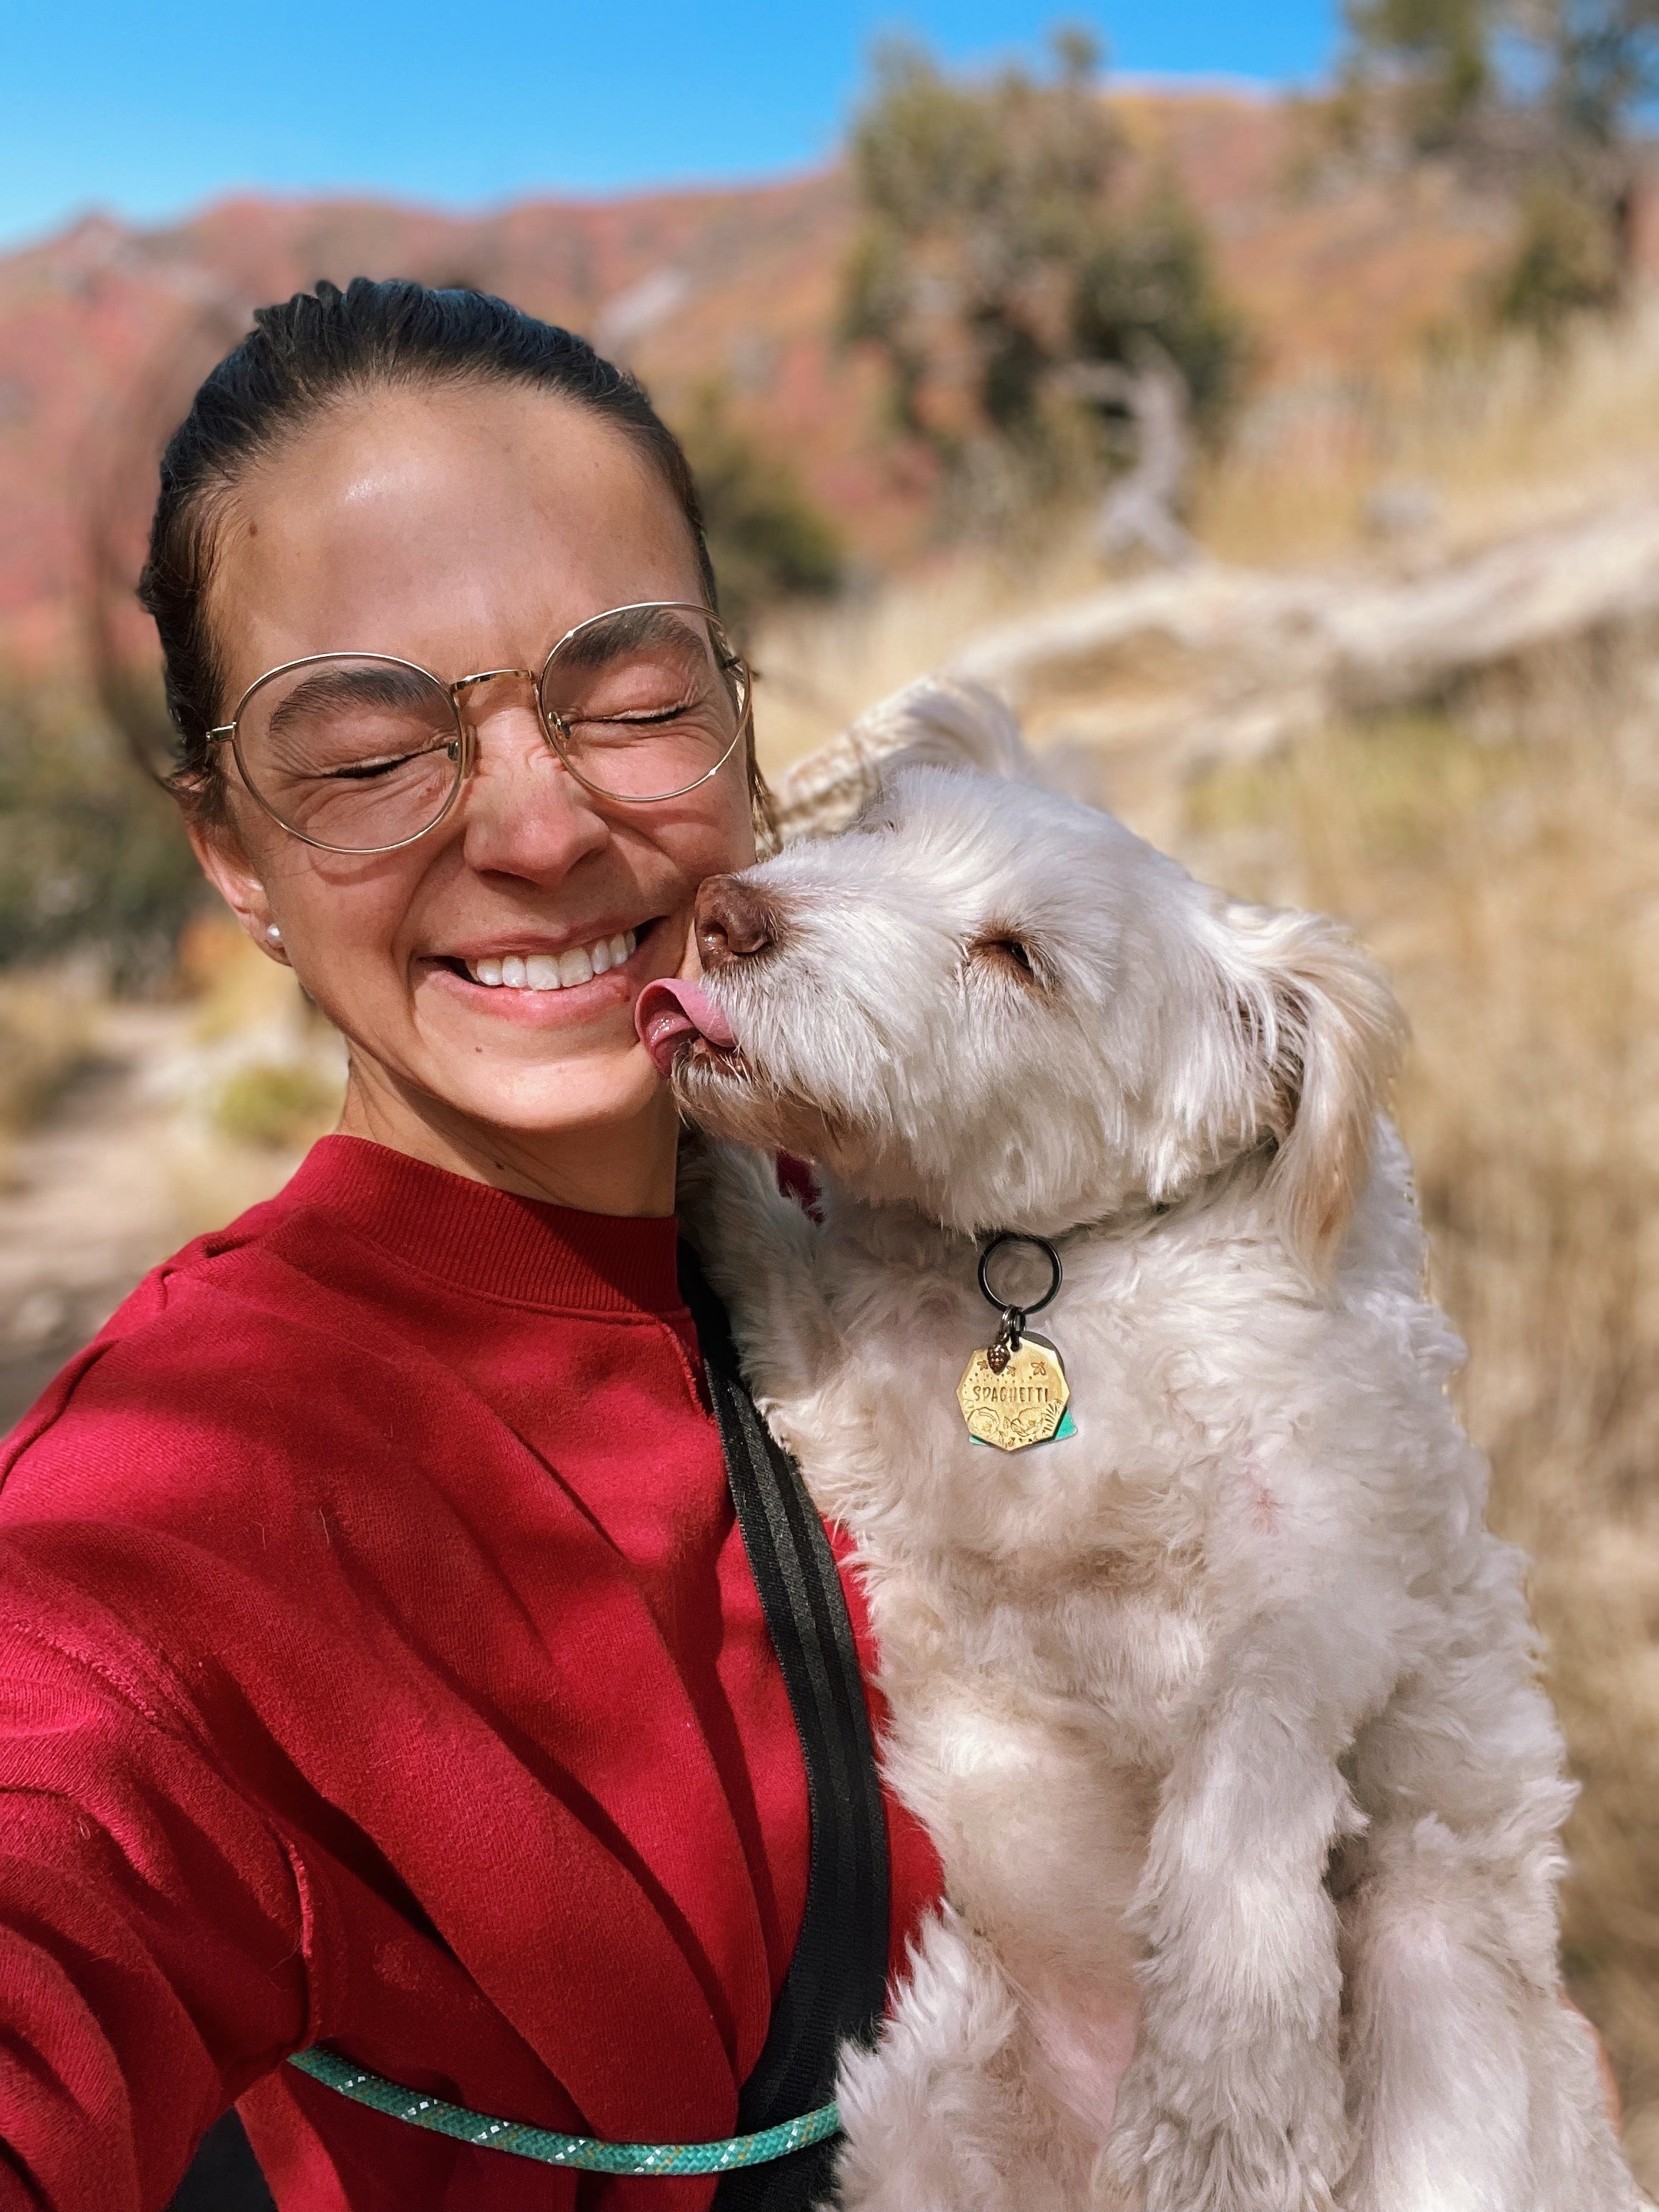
[
  {"xmin": 555, "ymin": 605, "xmax": 701, "ymax": 672},
  {"xmin": 264, "ymin": 664, "xmax": 442, "ymax": 736}
]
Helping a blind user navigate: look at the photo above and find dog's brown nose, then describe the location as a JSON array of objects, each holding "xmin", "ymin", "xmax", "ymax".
[{"xmin": 696, "ymin": 875, "xmax": 776, "ymax": 970}]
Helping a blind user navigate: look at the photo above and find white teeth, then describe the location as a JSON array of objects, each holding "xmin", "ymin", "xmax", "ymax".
[{"xmin": 466, "ymin": 928, "xmax": 640, "ymax": 992}]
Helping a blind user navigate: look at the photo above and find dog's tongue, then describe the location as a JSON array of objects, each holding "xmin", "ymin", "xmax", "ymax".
[{"xmin": 635, "ymin": 978, "xmax": 736, "ymax": 1077}]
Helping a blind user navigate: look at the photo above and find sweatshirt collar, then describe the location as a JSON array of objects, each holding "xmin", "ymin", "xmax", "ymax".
[{"xmin": 285, "ymin": 1135, "xmax": 686, "ymax": 1315}]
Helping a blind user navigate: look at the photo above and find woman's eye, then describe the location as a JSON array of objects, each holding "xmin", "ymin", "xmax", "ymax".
[{"xmin": 328, "ymin": 754, "xmax": 415, "ymax": 782}]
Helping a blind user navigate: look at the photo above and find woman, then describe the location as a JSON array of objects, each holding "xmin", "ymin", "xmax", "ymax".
[{"xmin": 0, "ymin": 279, "xmax": 941, "ymax": 2212}]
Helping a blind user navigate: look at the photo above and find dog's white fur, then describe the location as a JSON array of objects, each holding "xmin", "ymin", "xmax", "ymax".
[{"xmin": 675, "ymin": 679, "xmax": 1640, "ymax": 2212}]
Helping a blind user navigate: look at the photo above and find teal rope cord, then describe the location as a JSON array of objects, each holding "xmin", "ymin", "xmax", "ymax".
[{"xmin": 287, "ymin": 2047, "xmax": 841, "ymax": 2176}]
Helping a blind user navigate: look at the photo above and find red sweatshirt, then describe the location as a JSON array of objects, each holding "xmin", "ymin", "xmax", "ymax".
[{"xmin": 0, "ymin": 1136, "xmax": 942, "ymax": 2212}]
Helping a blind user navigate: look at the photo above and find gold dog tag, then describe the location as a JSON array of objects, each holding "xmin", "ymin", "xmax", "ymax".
[{"xmin": 958, "ymin": 1335, "xmax": 1071, "ymax": 1452}]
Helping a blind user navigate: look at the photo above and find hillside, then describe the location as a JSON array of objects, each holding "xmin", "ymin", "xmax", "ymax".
[{"xmin": 0, "ymin": 90, "xmax": 1519, "ymax": 668}]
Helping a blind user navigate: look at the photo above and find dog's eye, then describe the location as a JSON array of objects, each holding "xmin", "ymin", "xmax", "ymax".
[{"xmin": 971, "ymin": 935, "xmax": 1039, "ymax": 983}]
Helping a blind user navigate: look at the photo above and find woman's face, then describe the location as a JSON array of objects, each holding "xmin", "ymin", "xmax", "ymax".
[{"xmin": 193, "ymin": 381, "xmax": 755, "ymax": 1176}]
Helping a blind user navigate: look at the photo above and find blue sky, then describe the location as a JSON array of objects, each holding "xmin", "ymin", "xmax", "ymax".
[{"xmin": 0, "ymin": 1, "xmax": 1341, "ymax": 252}]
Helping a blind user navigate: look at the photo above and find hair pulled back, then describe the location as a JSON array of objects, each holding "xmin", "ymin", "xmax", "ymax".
[{"xmin": 140, "ymin": 277, "xmax": 718, "ymax": 807}]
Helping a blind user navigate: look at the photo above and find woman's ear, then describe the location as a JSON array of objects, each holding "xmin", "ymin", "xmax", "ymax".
[
  {"xmin": 1225, "ymin": 903, "xmax": 1406, "ymax": 1276},
  {"xmin": 186, "ymin": 818, "xmax": 287, "ymax": 964},
  {"xmin": 771, "ymin": 676, "xmax": 1037, "ymax": 844}
]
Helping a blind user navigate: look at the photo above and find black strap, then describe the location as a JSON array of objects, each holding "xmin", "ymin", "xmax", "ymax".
[{"xmin": 679, "ymin": 1251, "xmax": 890, "ymax": 2212}]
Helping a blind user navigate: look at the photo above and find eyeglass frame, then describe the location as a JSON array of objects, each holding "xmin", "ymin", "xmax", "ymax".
[{"xmin": 201, "ymin": 598, "xmax": 754, "ymax": 856}]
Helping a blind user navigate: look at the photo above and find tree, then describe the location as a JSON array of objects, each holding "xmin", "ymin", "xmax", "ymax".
[
  {"xmin": 1332, "ymin": 0, "xmax": 1659, "ymax": 332},
  {"xmin": 840, "ymin": 28, "xmax": 1247, "ymax": 538},
  {"xmin": 1538, "ymin": 0, "xmax": 1659, "ymax": 155},
  {"xmin": 1337, "ymin": 0, "xmax": 1495, "ymax": 155},
  {"xmin": 1489, "ymin": 172, "xmax": 1623, "ymax": 328}
]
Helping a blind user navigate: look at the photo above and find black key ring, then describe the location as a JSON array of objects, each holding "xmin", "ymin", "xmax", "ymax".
[{"xmin": 977, "ymin": 1234, "xmax": 1063, "ymax": 1319}]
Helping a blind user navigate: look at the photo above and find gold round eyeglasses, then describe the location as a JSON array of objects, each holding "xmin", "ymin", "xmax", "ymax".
[{"xmin": 203, "ymin": 600, "xmax": 753, "ymax": 855}]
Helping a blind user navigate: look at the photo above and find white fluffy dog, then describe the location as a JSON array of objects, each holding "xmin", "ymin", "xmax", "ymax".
[{"xmin": 641, "ymin": 681, "xmax": 1640, "ymax": 2212}]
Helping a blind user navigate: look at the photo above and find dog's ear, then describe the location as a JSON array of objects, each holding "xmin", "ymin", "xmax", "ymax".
[
  {"xmin": 1223, "ymin": 903, "xmax": 1406, "ymax": 1277},
  {"xmin": 847, "ymin": 675, "xmax": 1039, "ymax": 787}
]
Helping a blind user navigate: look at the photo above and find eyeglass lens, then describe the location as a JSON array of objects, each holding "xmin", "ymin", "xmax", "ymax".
[
  {"xmin": 236, "ymin": 658, "xmax": 461, "ymax": 852},
  {"xmin": 231, "ymin": 605, "xmax": 746, "ymax": 852},
  {"xmin": 540, "ymin": 605, "xmax": 746, "ymax": 804}
]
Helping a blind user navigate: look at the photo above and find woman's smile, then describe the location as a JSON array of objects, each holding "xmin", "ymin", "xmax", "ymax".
[{"xmin": 418, "ymin": 915, "xmax": 660, "ymax": 1026}]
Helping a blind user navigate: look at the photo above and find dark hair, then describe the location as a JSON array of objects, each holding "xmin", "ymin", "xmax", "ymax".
[{"xmin": 139, "ymin": 276, "xmax": 721, "ymax": 812}]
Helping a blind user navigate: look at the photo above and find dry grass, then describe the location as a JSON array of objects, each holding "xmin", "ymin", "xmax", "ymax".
[
  {"xmin": 751, "ymin": 289, "xmax": 1659, "ymax": 785},
  {"xmin": 1178, "ymin": 673, "xmax": 1659, "ymax": 2187},
  {"xmin": 753, "ymin": 526, "xmax": 1108, "ymax": 776},
  {"xmin": 750, "ymin": 292, "xmax": 1659, "ymax": 789},
  {"xmin": 1194, "ymin": 291, "xmax": 1659, "ymax": 568}
]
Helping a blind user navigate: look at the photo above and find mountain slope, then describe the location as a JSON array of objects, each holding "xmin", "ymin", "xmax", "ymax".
[{"xmin": 0, "ymin": 93, "xmax": 1514, "ymax": 663}]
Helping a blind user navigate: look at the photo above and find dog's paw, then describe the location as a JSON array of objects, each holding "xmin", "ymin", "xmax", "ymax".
[{"xmin": 1106, "ymin": 2032, "xmax": 1347, "ymax": 2212}]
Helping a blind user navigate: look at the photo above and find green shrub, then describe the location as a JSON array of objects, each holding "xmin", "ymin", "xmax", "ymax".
[
  {"xmin": 0, "ymin": 683, "xmax": 203, "ymax": 982},
  {"xmin": 675, "ymin": 384, "xmax": 845, "ymax": 637},
  {"xmin": 211, "ymin": 1059, "xmax": 341, "ymax": 1150},
  {"xmin": 1071, "ymin": 177, "xmax": 1250, "ymax": 437},
  {"xmin": 1490, "ymin": 179, "xmax": 1623, "ymax": 340}
]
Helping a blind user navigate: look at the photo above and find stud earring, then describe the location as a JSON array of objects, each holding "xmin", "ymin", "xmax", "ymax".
[{"xmin": 266, "ymin": 923, "xmax": 283, "ymax": 944}]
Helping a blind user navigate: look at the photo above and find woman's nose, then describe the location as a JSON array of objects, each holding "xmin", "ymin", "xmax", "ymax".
[
  {"xmin": 457, "ymin": 704, "xmax": 609, "ymax": 878},
  {"xmin": 695, "ymin": 875, "xmax": 776, "ymax": 967}
]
